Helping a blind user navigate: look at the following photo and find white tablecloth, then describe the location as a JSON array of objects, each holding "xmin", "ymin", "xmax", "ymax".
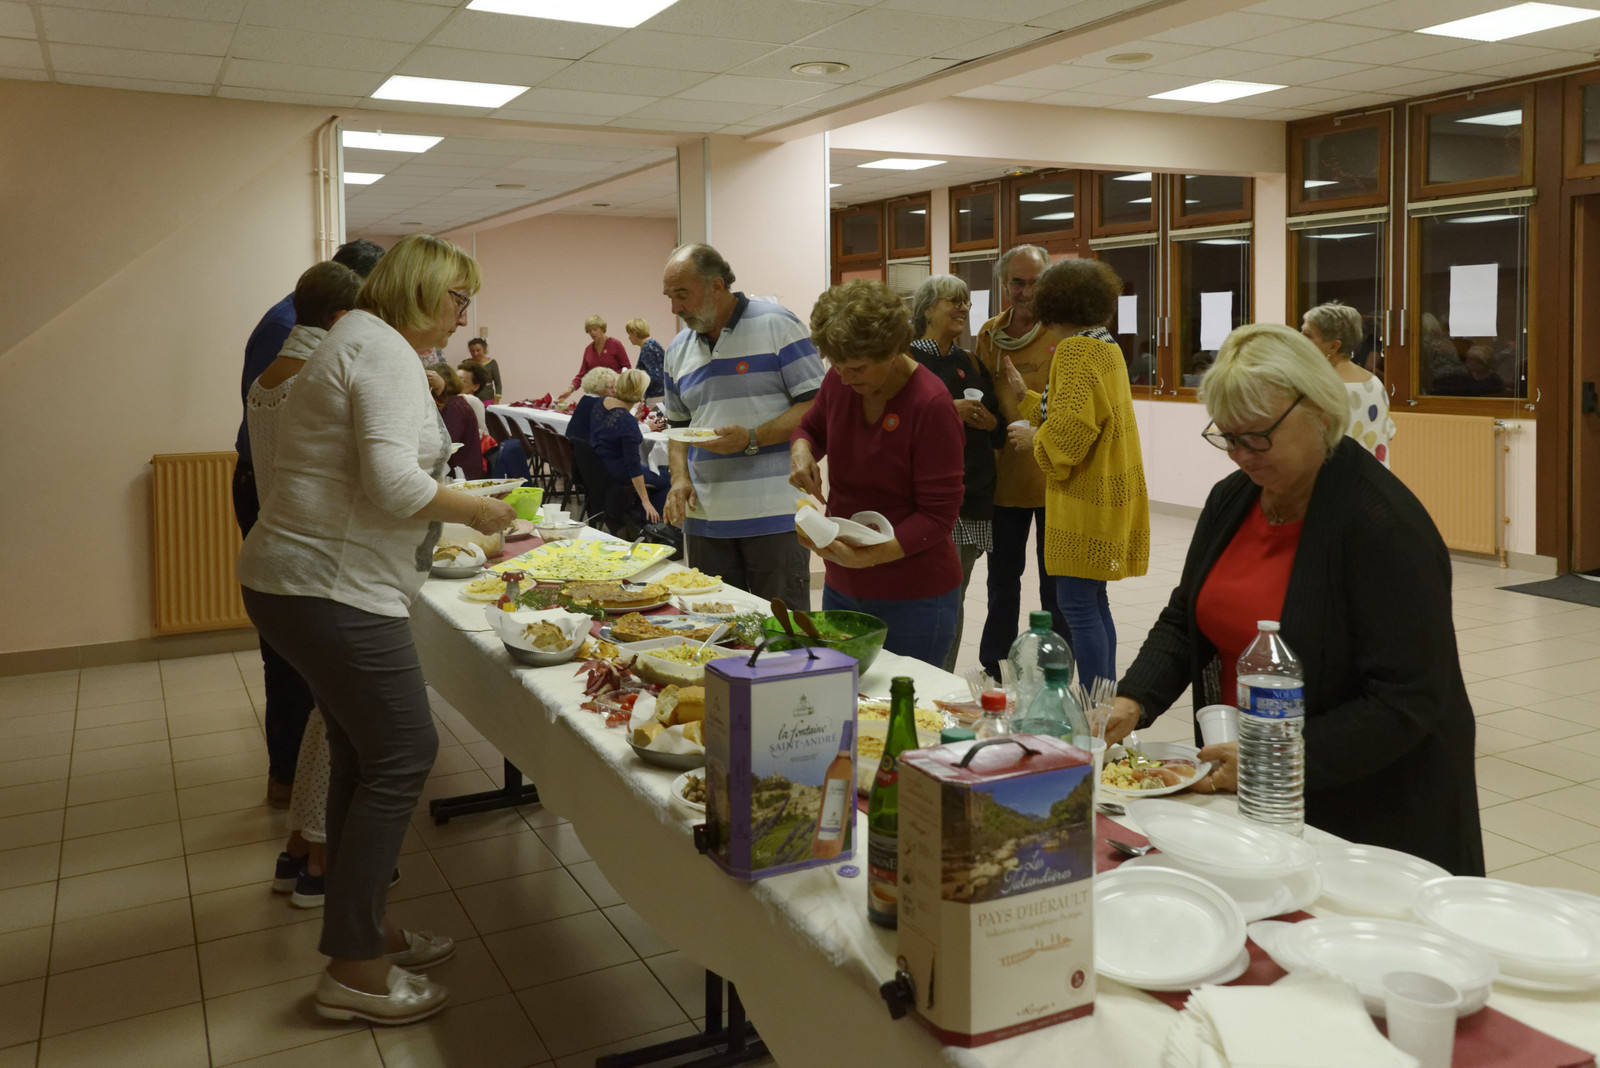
[
  {"xmin": 489, "ymin": 404, "xmax": 670, "ymax": 471},
  {"xmin": 409, "ymin": 546, "xmax": 1600, "ymax": 1067}
]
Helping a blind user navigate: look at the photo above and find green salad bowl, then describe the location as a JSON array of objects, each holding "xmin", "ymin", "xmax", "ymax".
[{"xmin": 759, "ymin": 609, "xmax": 889, "ymax": 675}]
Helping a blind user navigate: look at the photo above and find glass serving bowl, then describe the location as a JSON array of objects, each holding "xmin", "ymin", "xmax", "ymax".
[{"xmin": 759, "ymin": 609, "xmax": 888, "ymax": 674}]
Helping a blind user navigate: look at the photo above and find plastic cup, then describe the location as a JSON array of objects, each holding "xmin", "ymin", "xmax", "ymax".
[
  {"xmin": 1009, "ymin": 419, "xmax": 1030, "ymax": 429},
  {"xmin": 1382, "ymin": 971, "xmax": 1461, "ymax": 1068},
  {"xmin": 1195, "ymin": 704, "xmax": 1239, "ymax": 746},
  {"xmin": 963, "ymin": 388, "xmax": 984, "ymax": 401},
  {"xmin": 1080, "ymin": 737, "xmax": 1107, "ymax": 805}
]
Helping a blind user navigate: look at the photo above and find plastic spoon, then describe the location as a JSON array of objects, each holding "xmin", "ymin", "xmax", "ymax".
[{"xmin": 792, "ymin": 609, "xmax": 824, "ymax": 641}]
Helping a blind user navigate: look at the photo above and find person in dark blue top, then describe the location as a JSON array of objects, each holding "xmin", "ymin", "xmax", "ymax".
[
  {"xmin": 626, "ymin": 318, "xmax": 666, "ymax": 402},
  {"xmin": 565, "ymin": 366, "xmax": 618, "ymax": 444},
  {"xmin": 230, "ymin": 238, "xmax": 384, "ymax": 805},
  {"xmin": 591, "ymin": 369, "xmax": 668, "ymax": 526}
]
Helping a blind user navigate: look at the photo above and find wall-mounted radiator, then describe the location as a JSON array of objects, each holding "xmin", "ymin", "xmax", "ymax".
[
  {"xmin": 150, "ymin": 452, "xmax": 251, "ymax": 634},
  {"xmin": 1388, "ymin": 413, "xmax": 1505, "ymax": 564}
]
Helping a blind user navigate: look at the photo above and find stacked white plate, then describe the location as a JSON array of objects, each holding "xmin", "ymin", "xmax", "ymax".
[
  {"xmin": 1410, "ymin": 877, "xmax": 1600, "ymax": 992},
  {"xmin": 1312, "ymin": 841, "xmax": 1449, "ymax": 918},
  {"xmin": 1248, "ymin": 917, "xmax": 1497, "ymax": 1017},
  {"xmin": 1096, "ymin": 866, "xmax": 1249, "ymax": 991},
  {"xmin": 1123, "ymin": 800, "xmax": 1322, "ymax": 922}
]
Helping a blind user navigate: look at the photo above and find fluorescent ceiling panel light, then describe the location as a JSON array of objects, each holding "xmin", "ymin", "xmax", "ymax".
[
  {"xmin": 1456, "ymin": 109, "xmax": 1522, "ymax": 126},
  {"xmin": 341, "ymin": 131, "xmax": 442, "ymax": 153},
  {"xmin": 1418, "ymin": 2, "xmax": 1599, "ymax": 41},
  {"xmin": 1198, "ymin": 238, "xmax": 1248, "ymax": 245},
  {"xmin": 1114, "ymin": 172, "xmax": 1152, "ymax": 182},
  {"xmin": 1150, "ymin": 80, "xmax": 1284, "ymax": 103},
  {"xmin": 1307, "ymin": 232, "xmax": 1371, "ymax": 239},
  {"xmin": 1303, "ymin": 179, "xmax": 1339, "ymax": 188},
  {"xmin": 1034, "ymin": 212, "xmax": 1075, "ymax": 220},
  {"xmin": 857, "ymin": 158, "xmax": 945, "ymax": 170},
  {"xmin": 344, "ymin": 172, "xmax": 384, "ymax": 185},
  {"xmin": 1446, "ymin": 213, "xmax": 1523, "ymax": 223},
  {"xmin": 466, "ymin": 0, "xmax": 677, "ymax": 28},
  {"xmin": 371, "ymin": 75, "xmax": 528, "ymax": 108},
  {"xmin": 1019, "ymin": 192, "xmax": 1073, "ymax": 202}
]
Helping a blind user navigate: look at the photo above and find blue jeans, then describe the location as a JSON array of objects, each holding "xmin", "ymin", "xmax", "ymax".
[
  {"xmin": 822, "ymin": 585, "xmax": 960, "ymax": 670},
  {"xmin": 1055, "ymin": 576, "xmax": 1116, "ymax": 690},
  {"xmin": 978, "ymin": 506, "xmax": 1069, "ymax": 676}
]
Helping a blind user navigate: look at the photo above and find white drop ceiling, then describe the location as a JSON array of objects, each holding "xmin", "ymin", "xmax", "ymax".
[{"xmin": 4, "ymin": 0, "xmax": 1599, "ymax": 234}]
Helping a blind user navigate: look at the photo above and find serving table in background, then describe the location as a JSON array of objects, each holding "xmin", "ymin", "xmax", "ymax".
[
  {"xmin": 409, "ymin": 538, "xmax": 1600, "ymax": 1068},
  {"xmin": 490, "ymin": 403, "xmax": 671, "ymax": 471}
]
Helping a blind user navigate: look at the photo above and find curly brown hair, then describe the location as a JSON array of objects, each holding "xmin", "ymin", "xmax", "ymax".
[
  {"xmin": 809, "ymin": 280, "xmax": 911, "ymax": 364},
  {"xmin": 1032, "ymin": 258, "xmax": 1122, "ymax": 329}
]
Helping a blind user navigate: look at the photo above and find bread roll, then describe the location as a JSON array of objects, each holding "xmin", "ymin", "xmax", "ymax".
[
  {"xmin": 682, "ymin": 720, "xmax": 704, "ymax": 746},
  {"xmin": 632, "ymin": 722, "xmax": 665, "ymax": 747},
  {"xmin": 655, "ymin": 685, "xmax": 706, "ymax": 726}
]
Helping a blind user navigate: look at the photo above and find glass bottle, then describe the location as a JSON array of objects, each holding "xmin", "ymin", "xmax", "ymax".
[
  {"xmin": 1007, "ymin": 611, "xmax": 1074, "ymax": 713},
  {"xmin": 1011, "ymin": 662, "xmax": 1090, "ymax": 744},
  {"xmin": 866, "ymin": 676, "xmax": 919, "ymax": 929},
  {"xmin": 811, "ymin": 723, "xmax": 855, "ymax": 861},
  {"xmin": 974, "ymin": 688, "xmax": 1010, "ymax": 739},
  {"xmin": 1236, "ymin": 621, "xmax": 1306, "ymax": 836}
]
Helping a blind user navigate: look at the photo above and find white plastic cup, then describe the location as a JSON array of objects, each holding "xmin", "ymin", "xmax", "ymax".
[
  {"xmin": 1195, "ymin": 704, "xmax": 1240, "ymax": 746},
  {"xmin": 1382, "ymin": 971, "xmax": 1461, "ymax": 1068},
  {"xmin": 1009, "ymin": 419, "xmax": 1030, "ymax": 429},
  {"xmin": 1080, "ymin": 737, "xmax": 1107, "ymax": 806},
  {"xmin": 963, "ymin": 387, "xmax": 984, "ymax": 401}
]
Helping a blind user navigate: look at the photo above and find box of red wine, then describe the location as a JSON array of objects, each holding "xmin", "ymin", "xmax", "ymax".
[
  {"xmin": 702, "ymin": 646, "xmax": 858, "ymax": 880},
  {"xmin": 897, "ymin": 735, "xmax": 1096, "ymax": 1047}
]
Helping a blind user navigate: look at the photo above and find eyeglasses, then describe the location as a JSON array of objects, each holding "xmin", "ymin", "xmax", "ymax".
[
  {"xmin": 1201, "ymin": 394, "xmax": 1304, "ymax": 452},
  {"xmin": 1007, "ymin": 277, "xmax": 1038, "ymax": 292},
  {"xmin": 942, "ymin": 296, "xmax": 972, "ymax": 307},
  {"xmin": 448, "ymin": 289, "xmax": 472, "ymax": 315}
]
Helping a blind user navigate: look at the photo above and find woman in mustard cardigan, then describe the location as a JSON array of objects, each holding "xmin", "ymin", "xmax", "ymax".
[{"xmin": 1003, "ymin": 258, "xmax": 1149, "ymax": 689}]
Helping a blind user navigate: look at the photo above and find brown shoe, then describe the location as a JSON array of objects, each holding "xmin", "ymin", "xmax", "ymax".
[{"xmin": 266, "ymin": 776, "xmax": 291, "ymax": 808}]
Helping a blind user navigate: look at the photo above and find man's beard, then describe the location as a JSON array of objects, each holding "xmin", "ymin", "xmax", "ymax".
[{"xmin": 682, "ymin": 297, "xmax": 718, "ymax": 333}]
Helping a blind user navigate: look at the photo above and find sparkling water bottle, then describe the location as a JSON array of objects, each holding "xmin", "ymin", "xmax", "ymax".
[
  {"xmin": 1236, "ymin": 621, "xmax": 1306, "ymax": 837},
  {"xmin": 1011, "ymin": 663, "xmax": 1090, "ymax": 744},
  {"xmin": 1007, "ymin": 611, "xmax": 1074, "ymax": 713}
]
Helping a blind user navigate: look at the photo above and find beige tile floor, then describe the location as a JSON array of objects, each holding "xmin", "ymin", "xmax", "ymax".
[{"xmin": 3, "ymin": 510, "xmax": 1600, "ymax": 1066}]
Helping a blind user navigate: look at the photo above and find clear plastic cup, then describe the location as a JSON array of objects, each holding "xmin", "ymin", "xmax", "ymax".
[
  {"xmin": 1195, "ymin": 704, "xmax": 1240, "ymax": 746},
  {"xmin": 1382, "ymin": 971, "xmax": 1461, "ymax": 1068},
  {"xmin": 963, "ymin": 388, "xmax": 983, "ymax": 401},
  {"xmin": 1080, "ymin": 737, "xmax": 1107, "ymax": 806}
]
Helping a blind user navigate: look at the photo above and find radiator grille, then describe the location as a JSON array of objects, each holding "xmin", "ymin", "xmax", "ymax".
[
  {"xmin": 1387, "ymin": 413, "xmax": 1501, "ymax": 557},
  {"xmin": 150, "ymin": 452, "xmax": 250, "ymax": 635}
]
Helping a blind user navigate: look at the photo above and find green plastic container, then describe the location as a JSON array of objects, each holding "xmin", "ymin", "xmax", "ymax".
[
  {"xmin": 760, "ymin": 609, "xmax": 889, "ymax": 675},
  {"xmin": 505, "ymin": 486, "xmax": 544, "ymax": 520}
]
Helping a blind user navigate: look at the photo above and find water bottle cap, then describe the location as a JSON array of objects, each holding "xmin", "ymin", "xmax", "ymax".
[
  {"xmin": 1257, "ymin": 620, "xmax": 1280, "ymax": 632},
  {"xmin": 1028, "ymin": 610, "xmax": 1054, "ymax": 630},
  {"xmin": 980, "ymin": 689, "xmax": 1008, "ymax": 712}
]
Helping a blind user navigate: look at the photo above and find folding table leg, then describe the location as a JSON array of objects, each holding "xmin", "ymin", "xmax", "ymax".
[
  {"xmin": 426, "ymin": 759, "xmax": 539, "ymax": 825},
  {"xmin": 594, "ymin": 971, "xmax": 766, "ymax": 1067}
]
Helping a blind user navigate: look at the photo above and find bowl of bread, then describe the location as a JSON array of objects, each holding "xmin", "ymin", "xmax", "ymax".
[
  {"xmin": 630, "ymin": 684, "xmax": 706, "ymax": 769},
  {"xmin": 431, "ymin": 540, "xmax": 487, "ymax": 578},
  {"xmin": 485, "ymin": 606, "xmax": 592, "ymax": 667}
]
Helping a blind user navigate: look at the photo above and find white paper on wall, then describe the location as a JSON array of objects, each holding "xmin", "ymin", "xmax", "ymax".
[
  {"xmin": 1199, "ymin": 291, "xmax": 1233, "ymax": 350},
  {"xmin": 1117, "ymin": 295, "xmax": 1138, "ymax": 335},
  {"xmin": 1448, "ymin": 264, "xmax": 1499, "ymax": 337},
  {"xmin": 970, "ymin": 290, "xmax": 991, "ymax": 329}
]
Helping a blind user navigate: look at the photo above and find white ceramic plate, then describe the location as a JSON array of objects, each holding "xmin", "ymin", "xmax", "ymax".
[
  {"xmin": 1251, "ymin": 917, "xmax": 1496, "ymax": 1017},
  {"xmin": 1410, "ymin": 877, "xmax": 1600, "ymax": 981},
  {"xmin": 1100, "ymin": 741, "xmax": 1215, "ymax": 799},
  {"xmin": 671, "ymin": 770, "xmax": 706, "ymax": 812},
  {"xmin": 1127, "ymin": 799, "xmax": 1316, "ymax": 880},
  {"xmin": 664, "ymin": 427, "xmax": 720, "ymax": 444},
  {"xmin": 1120, "ymin": 853, "xmax": 1319, "ymax": 923},
  {"xmin": 1095, "ymin": 865, "xmax": 1246, "ymax": 990},
  {"xmin": 1314, "ymin": 841, "xmax": 1449, "ymax": 918}
]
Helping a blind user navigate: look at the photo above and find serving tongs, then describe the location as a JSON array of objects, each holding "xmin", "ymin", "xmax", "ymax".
[{"xmin": 755, "ymin": 598, "xmax": 818, "ymax": 664}]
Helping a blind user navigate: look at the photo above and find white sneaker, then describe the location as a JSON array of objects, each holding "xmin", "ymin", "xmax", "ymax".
[
  {"xmin": 386, "ymin": 929, "xmax": 455, "ymax": 970},
  {"xmin": 314, "ymin": 965, "xmax": 449, "ymax": 1025}
]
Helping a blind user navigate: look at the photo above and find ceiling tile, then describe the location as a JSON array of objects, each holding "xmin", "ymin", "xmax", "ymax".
[
  {"xmin": 676, "ymin": 72, "xmax": 826, "ymax": 105},
  {"xmin": 541, "ymin": 60, "xmax": 710, "ymax": 97},
  {"xmin": 1402, "ymin": 40, "xmax": 1558, "ymax": 73},
  {"xmin": 1329, "ymin": 31, "xmax": 1465, "ymax": 66},
  {"xmin": 220, "ymin": 56, "xmax": 384, "ymax": 95},
  {"xmin": 1480, "ymin": 49, "xmax": 1596, "ymax": 80},
  {"xmin": 504, "ymin": 154, "xmax": 649, "ymax": 173},
  {"xmin": 1237, "ymin": 56, "xmax": 1374, "ymax": 84},
  {"xmin": 218, "ymin": 85, "xmax": 366, "ymax": 106},
  {"xmin": 484, "ymin": 106, "xmax": 631, "ymax": 126},
  {"xmin": 1234, "ymin": 20, "xmax": 1393, "ymax": 57},
  {"xmin": 41, "ymin": 0, "xmax": 243, "ymax": 17},
  {"xmin": 49, "ymin": 42, "xmax": 222, "ymax": 81},
  {"xmin": 1143, "ymin": 47, "xmax": 1285, "ymax": 79},
  {"xmin": 801, "ymin": 8, "xmax": 1014, "ymax": 59},
  {"xmin": 626, "ymin": 97, "xmax": 769, "ymax": 123},
  {"xmin": 1107, "ymin": 96, "xmax": 1201, "ymax": 113},
  {"xmin": 957, "ymin": 84, "xmax": 1054, "ymax": 101},
  {"xmin": 0, "ymin": 2, "xmax": 35, "ymax": 38},
  {"xmin": 1335, "ymin": 0, "xmax": 1499, "ymax": 32},
  {"xmin": 874, "ymin": 0, "xmax": 1070, "ymax": 19},
  {"xmin": 1252, "ymin": 84, "xmax": 1374, "ymax": 108},
  {"xmin": 607, "ymin": 116, "xmax": 724, "ymax": 132},
  {"xmin": 858, "ymin": 57, "xmax": 955, "ymax": 87},
  {"xmin": 784, "ymin": 81, "xmax": 878, "ymax": 109},
  {"xmin": 740, "ymin": 104, "xmax": 826, "ymax": 129},
  {"xmin": 585, "ymin": 28, "xmax": 773, "ymax": 74},
  {"xmin": 1148, "ymin": 11, "xmax": 1307, "ymax": 47},
  {"xmin": 229, "ymin": 25, "xmax": 413, "ymax": 71},
  {"xmin": 639, "ymin": 0, "xmax": 861, "ymax": 45},
  {"xmin": 1310, "ymin": 90, "xmax": 1406, "ymax": 111},
  {"xmin": 1384, "ymin": 72, "xmax": 1484, "ymax": 97},
  {"xmin": 57, "ymin": 72, "xmax": 211, "ymax": 94},
  {"xmin": 0, "ymin": 36, "xmax": 43, "ymax": 67},
  {"xmin": 1244, "ymin": 0, "xmax": 1376, "ymax": 13},
  {"xmin": 395, "ymin": 45, "xmax": 570, "ymax": 86},
  {"xmin": 1067, "ymin": 69, "xmax": 1202, "ymax": 96},
  {"xmin": 428, "ymin": 10, "xmax": 622, "ymax": 60},
  {"xmin": 39, "ymin": 7, "xmax": 234, "ymax": 54},
  {"xmin": 1070, "ymin": 40, "xmax": 1209, "ymax": 69},
  {"xmin": 496, "ymin": 86, "xmax": 657, "ymax": 119},
  {"xmin": 998, "ymin": 63, "xmax": 1117, "ymax": 91},
  {"xmin": 1305, "ymin": 63, "xmax": 1444, "ymax": 92},
  {"xmin": 1029, "ymin": 0, "xmax": 1166, "ymax": 32},
  {"xmin": 241, "ymin": 0, "xmax": 450, "ymax": 43},
  {"xmin": 728, "ymin": 44, "xmax": 911, "ymax": 84},
  {"xmin": 938, "ymin": 24, "xmax": 1058, "ymax": 62}
]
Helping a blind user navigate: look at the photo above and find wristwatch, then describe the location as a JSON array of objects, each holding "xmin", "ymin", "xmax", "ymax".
[{"xmin": 744, "ymin": 428, "xmax": 760, "ymax": 455}]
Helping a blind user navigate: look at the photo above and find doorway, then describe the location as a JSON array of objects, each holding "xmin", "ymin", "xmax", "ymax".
[{"xmin": 1570, "ymin": 195, "xmax": 1600, "ymax": 572}]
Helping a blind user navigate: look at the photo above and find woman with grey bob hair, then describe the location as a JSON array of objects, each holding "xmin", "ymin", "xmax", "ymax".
[
  {"xmin": 910, "ymin": 274, "xmax": 971, "ymax": 336},
  {"xmin": 1300, "ymin": 301, "xmax": 1396, "ymax": 468}
]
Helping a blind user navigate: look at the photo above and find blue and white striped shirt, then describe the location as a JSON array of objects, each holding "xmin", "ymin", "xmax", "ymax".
[{"xmin": 663, "ymin": 295, "xmax": 824, "ymax": 538}]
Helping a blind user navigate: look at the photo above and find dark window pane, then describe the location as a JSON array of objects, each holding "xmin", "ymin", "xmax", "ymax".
[
  {"xmin": 1416, "ymin": 209, "xmax": 1527, "ymax": 399},
  {"xmin": 1294, "ymin": 223, "xmax": 1386, "ymax": 375},
  {"xmin": 1301, "ymin": 125, "xmax": 1382, "ymax": 202},
  {"xmin": 955, "ymin": 192, "xmax": 996, "ymax": 245},
  {"xmin": 1015, "ymin": 178, "xmax": 1077, "ymax": 235},
  {"xmin": 840, "ymin": 212, "xmax": 879, "ymax": 258},
  {"xmin": 1426, "ymin": 101, "xmax": 1523, "ymax": 185},
  {"xmin": 1181, "ymin": 175, "xmax": 1247, "ymax": 215},
  {"xmin": 1099, "ymin": 171, "xmax": 1154, "ymax": 227},
  {"xmin": 1584, "ymin": 84, "xmax": 1600, "ymax": 165},
  {"xmin": 1177, "ymin": 237, "xmax": 1250, "ymax": 385},
  {"xmin": 1098, "ymin": 244, "xmax": 1157, "ymax": 385},
  {"xmin": 891, "ymin": 202, "xmax": 927, "ymax": 252}
]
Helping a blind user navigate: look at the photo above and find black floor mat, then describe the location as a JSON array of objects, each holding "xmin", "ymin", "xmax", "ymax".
[{"xmin": 1500, "ymin": 573, "xmax": 1600, "ymax": 608}]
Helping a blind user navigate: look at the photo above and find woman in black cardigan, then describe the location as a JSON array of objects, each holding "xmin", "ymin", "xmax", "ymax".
[{"xmin": 1105, "ymin": 323, "xmax": 1483, "ymax": 876}]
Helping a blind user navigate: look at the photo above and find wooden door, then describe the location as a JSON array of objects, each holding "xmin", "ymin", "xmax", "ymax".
[{"xmin": 1571, "ymin": 195, "xmax": 1600, "ymax": 571}]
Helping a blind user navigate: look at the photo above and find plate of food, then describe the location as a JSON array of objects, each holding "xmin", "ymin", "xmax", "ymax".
[
  {"xmin": 601, "ymin": 612, "xmax": 728, "ymax": 645},
  {"xmin": 483, "ymin": 607, "xmax": 591, "ymax": 667},
  {"xmin": 430, "ymin": 540, "xmax": 487, "ymax": 578},
  {"xmin": 497, "ymin": 540, "xmax": 675, "ymax": 582},
  {"xmin": 665, "ymin": 427, "xmax": 720, "ymax": 444},
  {"xmin": 671, "ymin": 770, "xmax": 707, "ymax": 812},
  {"xmin": 504, "ymin": 518, "xmax": 538, "ymax": 540},
  {"xmin": 673, "ymin": 596, "xmax": 742, "ymax": 618},
  {"xmin": 626, "ymin": 637, "xmax": 745, "ymax": 686},
  {"xmin": 657, "ymin": 568, "xmax": 722, "ymax": 595},
  {"xmin": 449, "ymin": 477, "xmax": 525, "ymax": 497},
  {"xmin": 562, "ymin": 580, "xmax": 672, "ymax": 614},
  {"xmin": 1099, "ymin": 741, "xmax": 1212, "ymax": 798}
]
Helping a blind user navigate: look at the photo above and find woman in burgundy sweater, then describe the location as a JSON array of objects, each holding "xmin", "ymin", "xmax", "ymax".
[
  {"xmin": 790, "ymin": 280, "xmax": 965, "ymax": 667},
  {"xmin": 559, "ymin": 314, "xmax": 630, "ymax": 401}
]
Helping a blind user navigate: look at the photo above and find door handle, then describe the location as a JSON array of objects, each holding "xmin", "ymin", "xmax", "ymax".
[{"xmin": 1583, "ymin": 381, "xmax": 1597, "ymax": 415}]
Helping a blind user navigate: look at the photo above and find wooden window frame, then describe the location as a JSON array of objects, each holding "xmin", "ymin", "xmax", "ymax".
[
  {"xmin": 1092, "ymin": 170, "xmax": 1158, "ymax": 237},
  {"xmin": 886, "ymin": 193, "xmax": 932, "ymax": 259},
  {"xmin": 949, "ymin": 181, "xmax": 1000, "ymax": 253},
  {"xmin": 1289, "ymin": 111, "xmax": 1392, "ymax": 215},
  {"xmin": 1166, "ymin": 228, "xmax": 1254, "ymax": 402},
  {"xmin": 833, "ymin": 203, "xmax": 884, "ymax": 265},
  {"xmin": 1563, "ymin": 68, "xmax": 1600, "ymax": 179},
  {"xmin": 1410, "ymin": 84, "xmax": 1536, "ymax": 201},
  {"xmin": 1005, "ymin": 169, "xmax": 1082, "ymax": 246},
  {"xmin": 1172, "ymin": 173, "xmax": 1254, "ymax": 228}
]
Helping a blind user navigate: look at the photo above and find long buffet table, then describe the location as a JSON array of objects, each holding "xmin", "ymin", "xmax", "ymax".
[
  {"xmin": 489, "ymin": 403, "xmax": 671, "ymax": 471},
  {"xmin": 410, "ymin": 538, "xmax": 1600, "ymax": 1067}
]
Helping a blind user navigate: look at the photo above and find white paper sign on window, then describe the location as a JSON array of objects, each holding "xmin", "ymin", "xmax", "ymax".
[
  {"xmin": 1448, "ymin": 264, "xmax": 1498, "ymax": 337},
  {"xmin": 1117, "ymin": 295, "xmax": 1138, "ymax": 335},
  {"xmin": 1199, "ymin": 291, "xmax": 1233, "ymax": 350},
  {"xmin": 970, "ymin": 290, "xmax": 990, "ymax": 329}
]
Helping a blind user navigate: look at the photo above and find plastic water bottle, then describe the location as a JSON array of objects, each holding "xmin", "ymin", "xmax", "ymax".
[
  {"xmin": 974, "ymin": 689, "xmax": 1010, "ymax": 740},
  {"xmin": 1011, "ymin": 663, "xmax": 1090, "ymax": 744},
  {"xmin": 1007, "ymin": 611, "xmax": 1074, "ymax": 713},
  {"xmin": 1236, "ymin": 621, "xmax": 1306, "ymax": 837}
]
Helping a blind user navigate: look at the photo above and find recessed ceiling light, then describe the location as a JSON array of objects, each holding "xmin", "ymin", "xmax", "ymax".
[
  {"xmin": 1114, "ymin": 172, "xmax": 1153, "ymax": 182},
  {"xmin": 372, "ymin": 75, "xmax": 528, "ymax": 108},
  {"xmin": 1307, "ymin": 232, "xmax": 1371, "ymax": 239},
  {"xmin": 1446, "ymin": 213, "xmax": 1523, "ymax": 223},
  {"xmin": 1418, "ymin": 2, "xmax": 1599, "ymax": 41},
  {"xmin": 1108, "ymin": 51, "xmax": 1153, "ymax": 65},
  {"xmin": 1150, "ymin": 80, "xmax": 1284, "ymax": 103},
  {"xmin": 344, "ymin": 172, "xmax": 383, "ymax": 185},
  {"xmin": 1034, "ymin": 212, "xmax": 1075, "ymax": 221},
  {"xmin": 1019, "ymin": 192, "xmax": 1073, "ymax": 202},
  {"xmin": 495, "ymin": 183, "xmax": 526, "ymax": 189},
  {"xmin": 341, "ymin": 131, "xmax": 442, "ymax": 153},
  {"xmin": 1303, "ymin": 179, "xmax": 1340, "ymax": 188},
  {"xmin": 466, "ymin": 0, "xmax": 677, "ymax": 28},
  {"xmin": 791, "ymin": 60, "xmax": 849, "ymax": 75},
  {"xmin": 1456, "ymin": 109, "xmax": 1522, "ymax": 126},
  {"xmin": 857, "ymin": 157, "xmax": 945, "ymax": 170}
]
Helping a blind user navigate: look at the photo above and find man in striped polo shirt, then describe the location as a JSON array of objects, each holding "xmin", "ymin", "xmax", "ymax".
[{"xmin": 660, "ymin": 244, "xmax": 824, "ymax": 608}]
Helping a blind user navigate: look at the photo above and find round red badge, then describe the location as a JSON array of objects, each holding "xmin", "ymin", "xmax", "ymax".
[
  {"xmin": 735, "ymin": 360, "xmax": 749, "ymax": 374},
  {"xmin": 883, "ymin": 413, "xmax": 901, "ymax": 432}
]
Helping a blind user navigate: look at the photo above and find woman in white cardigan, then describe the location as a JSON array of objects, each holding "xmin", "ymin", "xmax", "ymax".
[{"xmin": 238, "ymin": 235, "xmax": 513, "ymax": 1026}]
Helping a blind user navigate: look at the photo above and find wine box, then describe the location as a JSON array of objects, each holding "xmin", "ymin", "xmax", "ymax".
[
  {"xmin": 701, "ymin": 646, "xmax": 858, "ymax": 880},
  {"xmin": 897, "ymin": 735, "xmax": 1097, "ymax": 1047}
]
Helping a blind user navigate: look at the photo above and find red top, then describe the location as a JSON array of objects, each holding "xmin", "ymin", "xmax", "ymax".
[
  {"xmin": 1195, "ymin": 502, "xmax": 1302, "ymax": 703},
  {"xmin": 793, "ymin": 364, "xmax": 963, "ymax": 600},
  {"xmin": 571, "ymin": 336, "xmax": 631, "ymax": 389}
]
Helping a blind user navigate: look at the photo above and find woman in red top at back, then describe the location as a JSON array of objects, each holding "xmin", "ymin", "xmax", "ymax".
[
  {"xmin": 559, "ymin": 314, "xmax": 630, "ymax": 401},
  {"xmin": 790, "ymin": 280, "xmax": 965, "ymax": 667}
]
